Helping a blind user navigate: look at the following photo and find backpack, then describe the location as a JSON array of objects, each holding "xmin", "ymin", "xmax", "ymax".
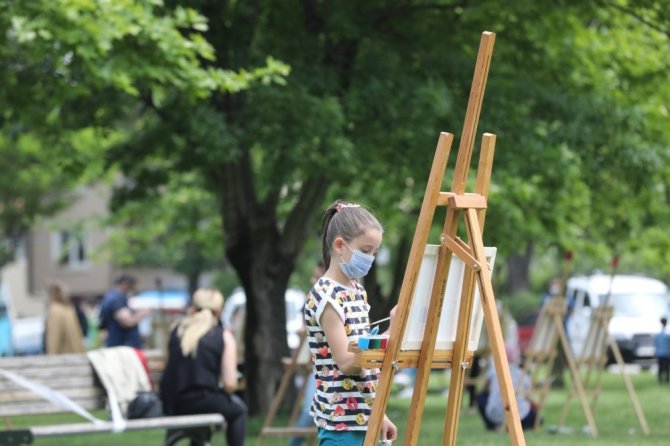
[{"xmin": 127, "ymin": 391, "xmax": 163, "ymax": 419}]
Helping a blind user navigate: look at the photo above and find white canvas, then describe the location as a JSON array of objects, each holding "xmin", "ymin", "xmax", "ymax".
[{"xmin": 401, "ymin": 244, "xmax": 497, "ymax": 352}]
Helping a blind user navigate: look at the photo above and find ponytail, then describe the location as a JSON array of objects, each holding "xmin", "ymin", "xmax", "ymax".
[
  {"xmin": 321, "ymin": 203, "xmax": 340, "ymax": 269},
  {"xmin": 320, "ymin": 200, "xmax": 383, "ymax": 270}
]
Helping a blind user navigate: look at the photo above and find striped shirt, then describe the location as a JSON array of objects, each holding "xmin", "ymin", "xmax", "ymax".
[{"xmin": 304, "ymin": 277, "xmax": 379, "ymax": 431}]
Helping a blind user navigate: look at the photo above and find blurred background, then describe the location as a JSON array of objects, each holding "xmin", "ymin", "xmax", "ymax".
[{"xmin": 0, "ymin": 0, "xmax": 669, "ymax": 416}]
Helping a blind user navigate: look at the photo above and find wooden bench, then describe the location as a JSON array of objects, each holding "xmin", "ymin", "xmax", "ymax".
[{"xmin": 0, "ymin": 350, "xmax": 225, "ymax": 445}]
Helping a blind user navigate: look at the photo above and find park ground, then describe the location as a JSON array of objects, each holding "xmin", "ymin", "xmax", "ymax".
[{"xmin": 5, "ymin": 367, "xmax": 670, "ymax": 445}]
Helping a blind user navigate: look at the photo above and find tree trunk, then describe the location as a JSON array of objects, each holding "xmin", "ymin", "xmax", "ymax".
[
  {"xmin": 505, "ymin": 242, "xmax": 534, "ymax": 295},
  {"xmin": 217, "ymin": 168, "xmax": 329, "ymax": 414},
  {"xmin": 186, "ymin": 271, "xmax": 200, "ymax": 298},
  {"xmin": 241, "ymin": 243, "xmax": 292, "ymax": 416}
]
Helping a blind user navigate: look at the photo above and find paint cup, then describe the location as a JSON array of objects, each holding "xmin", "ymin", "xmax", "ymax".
[{"xmin": 358, "ymin": 335, "xmax": 389, "ymax": 350}]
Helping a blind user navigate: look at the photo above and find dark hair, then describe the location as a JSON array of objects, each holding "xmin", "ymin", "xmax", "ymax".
[
  {"xmin": 115, "ymin": 274, "xmax": 137, "ymax": 286},
  {"xmin": 320, "ymin": 200, "xmax": 383, "ymax": 269},
  {"xmin": 662, "ymin": 317, "xmax": 667, "ymax": 326}
]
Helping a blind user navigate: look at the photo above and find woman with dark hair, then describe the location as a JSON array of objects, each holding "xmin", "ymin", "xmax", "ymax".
[{"xmin": 160, "ymin": 288, "xmax": 247, "ymax": 446}]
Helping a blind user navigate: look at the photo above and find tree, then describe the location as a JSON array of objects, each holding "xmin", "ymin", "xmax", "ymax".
[
  {"xmin": 1, "ymin": 0, "xmax": 286, "ymax": 412},
  {"xmin": 103, "ymin": 172, "xmax": 224, "ymax": 296},
  {"xmin": 0, "ymin": 134, "xmax": 69, "ymax": 269},
  {"xmin": 104, "ymin": 0, "xmax": 670, "ymax": 412}
]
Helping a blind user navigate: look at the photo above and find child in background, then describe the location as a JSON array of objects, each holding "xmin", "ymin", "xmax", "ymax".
[
  {"xmin": 654, "ymin": 317, "xmax": 670, "ymax": 384},
  {"xmin": 304, "ymin": 201, "xmax": 397, "ymax": 446}
]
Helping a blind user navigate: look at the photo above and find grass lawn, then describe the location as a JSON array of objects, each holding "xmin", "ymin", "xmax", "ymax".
[{"xmin": 4, "ymin": 369, "xmax": 670, "ymax": 445}]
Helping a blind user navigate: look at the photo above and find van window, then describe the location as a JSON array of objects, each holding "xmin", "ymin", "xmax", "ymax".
[
  {"xmin": 607, "ymin": 293, "xmax": 669, "ymax": 318},
  {"xmin": 583, "ymin": 293, "xmax": 591, "ymax": 308}
]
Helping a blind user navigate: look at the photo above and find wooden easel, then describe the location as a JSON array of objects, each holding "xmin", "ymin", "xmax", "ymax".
[
  {"xmin": 256, "ymin": 333, "xmax": 316, "ymax": 446},
  {"xmin": 353, "ymin": 31, "xmax": 525, "ymax": 446},
  {"xmin": 523, "ymin": 297, "xmax": 597, "ymax": 435},
  {"xmin": 557, "ymin": 266, "xmax": 650, "ymax": 436},
  {"xmin": 522, "ymin": 256, "xmax": 597, "ymax": 435}
]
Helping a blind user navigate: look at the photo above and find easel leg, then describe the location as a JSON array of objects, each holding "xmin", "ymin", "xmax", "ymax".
[
  {"xmin": 404, "ymin": 211, "xmax": 461, "ymax": 446},
  {"xmin": 442, "ymin": 133, "xmax": 497, "ymax": 445},
  {"xmin": 608, "ymin": 336, "xmax": 650, "ymax": 435},
  {"xmin": 586, "ymin": 324, "xmax": 610, "ymax": 418},
  {"xmin": 442, "ymin": 264, "xmax": 478, "ymax": 445},
  {"xmin": 555, "ymin": 320, "xmax": 598, "ymax": 437},
  {"xmin": 465, "ymin": 209, "xmax": 525, "ymax": 446},
  {"xmin": 364, "ymin": 132, "xmax": 455, "ymax": 446},
  {"xmin": 532, "ymin": 334, "xmax": 560, "ymax": 430}
]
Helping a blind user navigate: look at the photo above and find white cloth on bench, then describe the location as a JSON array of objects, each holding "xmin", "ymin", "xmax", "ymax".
[{"xmin": 87, "ymin": 347, "xmax": 152, "ymax": 431}]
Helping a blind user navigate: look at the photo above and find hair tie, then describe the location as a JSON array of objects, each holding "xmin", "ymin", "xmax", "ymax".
[{"xmin": 336, "ymin": 203, "xmax": 360, "ymax": 212}]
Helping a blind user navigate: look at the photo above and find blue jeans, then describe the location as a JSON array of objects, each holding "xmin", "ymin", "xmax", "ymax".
[
  {"xmin": 289, "ymin": 376, "xmax": 316, "ymax": 446},
  {"xmin": 317, "ymin": 428, "xmax": 366, "ymax": 446}
]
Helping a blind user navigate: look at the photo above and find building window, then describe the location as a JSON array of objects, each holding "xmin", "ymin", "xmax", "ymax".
[{"xmin": 51, "ymin": 230, "xmax": 89, "ymax": 269}]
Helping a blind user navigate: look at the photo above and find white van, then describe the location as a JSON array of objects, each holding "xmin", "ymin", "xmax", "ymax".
[{"xmin": 566, "ymin": 274, "xmax": 670, "ymax": 363}]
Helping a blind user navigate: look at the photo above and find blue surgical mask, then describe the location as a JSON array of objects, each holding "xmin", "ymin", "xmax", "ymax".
[{"xmin": 339, "ymin": 242, "xmax": 375, "ymax": 279}]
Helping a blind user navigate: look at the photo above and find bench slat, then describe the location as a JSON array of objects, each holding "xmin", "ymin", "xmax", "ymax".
[
  {"xmin": 0, "ymin": 364, "xmax": 93, "ymax": 379},
  {"xmin": 0, "ymin": 354, "xmax": 91, "ymax": 367},
  {"xmin": 0, "ymin": 386, "xmax": 102, "ymax": 403},
  {"xmin": 0, "ymin": 376, "xmax": 98, "ymax": 393},
  {"xmin": 31, "ymin": 414, "xmax": 225, "ymax": 437},
  {"xmin": 0, "ymin": 398, "xmax": 104, "ymax": 417}
]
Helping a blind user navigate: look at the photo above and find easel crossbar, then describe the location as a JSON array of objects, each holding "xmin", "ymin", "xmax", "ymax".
[{"xmin": 350, "ymin": 343, "xmax": 474, "ymax": 369}]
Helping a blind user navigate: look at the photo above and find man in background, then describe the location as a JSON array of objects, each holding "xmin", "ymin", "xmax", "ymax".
[
  {"xmin": 99, "ymin": 275, "xmax": 150, "ymax": 348},
  {"xmin": 654, "ymin": 317, "xmax": 670, "ymax": 384}
]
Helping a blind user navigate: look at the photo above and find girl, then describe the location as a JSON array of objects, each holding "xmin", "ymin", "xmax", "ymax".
[
  {"xmin": 160, "ymin": 288, "xmax": 247, "ymax": 446},
  {"xmin": 304, "ymin": 201, "xmax": 397, "ymax": 445}
]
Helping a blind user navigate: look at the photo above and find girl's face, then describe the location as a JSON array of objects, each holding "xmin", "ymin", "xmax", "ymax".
[{"xmin": 334, "ymin": 228, "xmax": 383, "ymax": 262}]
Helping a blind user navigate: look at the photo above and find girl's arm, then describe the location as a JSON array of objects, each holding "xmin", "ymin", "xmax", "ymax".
[
  {"xmin": 320, "ymin": 304, "xmax": 360, "ymax": 375},
  {"xmin": 221, "ymin": 329, "xmax": 238, "ymax": 392}
]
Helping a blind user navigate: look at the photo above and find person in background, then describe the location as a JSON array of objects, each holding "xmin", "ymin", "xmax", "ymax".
[
  {"xmin": 160, "ymin": 288, "xmax": 247, "ymax": 446},
  {"xmin": 44, "ymin": 280, "xmax": 85, "ymax": 354},
  {"xmin": 289, "ymin": 261, "xmax": 326, "ymax": 446},
  {"xmin": 541, "ymin": 278, "xmax": 562, "ymax": 306},
  {"xmin": 99, "ymin": 274, "xmax": 150, "ymax": 348},
  {"xmin": 654, "ymin": 317, "xmax": 670, "ymax": 384},
  {"xmin": 476, "ymin": 342, "xmax": 538, "ymax": 431}
]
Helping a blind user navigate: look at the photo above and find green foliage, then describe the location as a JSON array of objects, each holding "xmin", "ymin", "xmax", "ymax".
[
  {"xmin": 505, "ymin": 289, "xmax": 543, "ymax": 321},
  {"xmin": 0, "ymin": 0, "xmax": 287, "ymax": 269},
  {"xmin": 101, "ymin": 172, "xmax": 223, "ymax": 286},
  {"xmin": 0, "ymin": 132, "xmax": 71, "ymax": 268}
]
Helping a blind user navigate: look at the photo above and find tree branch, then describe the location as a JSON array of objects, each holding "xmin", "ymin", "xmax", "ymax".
[
  {"xmin": 600, "ymin": 1, "xmax": 670, "ymax": 38},
  {"xmin": 279, "ymin": 174, "xmax": 330, "ymax": 258}
]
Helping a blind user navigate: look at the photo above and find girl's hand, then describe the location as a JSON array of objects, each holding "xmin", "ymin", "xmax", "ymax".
[
  {"xmin": 388, "ymin": 305, "xmax": 398, "ymax": 333},
  {"xmin": 381, "ymin": 414, "xmax": 398, "ymax": 441}
]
